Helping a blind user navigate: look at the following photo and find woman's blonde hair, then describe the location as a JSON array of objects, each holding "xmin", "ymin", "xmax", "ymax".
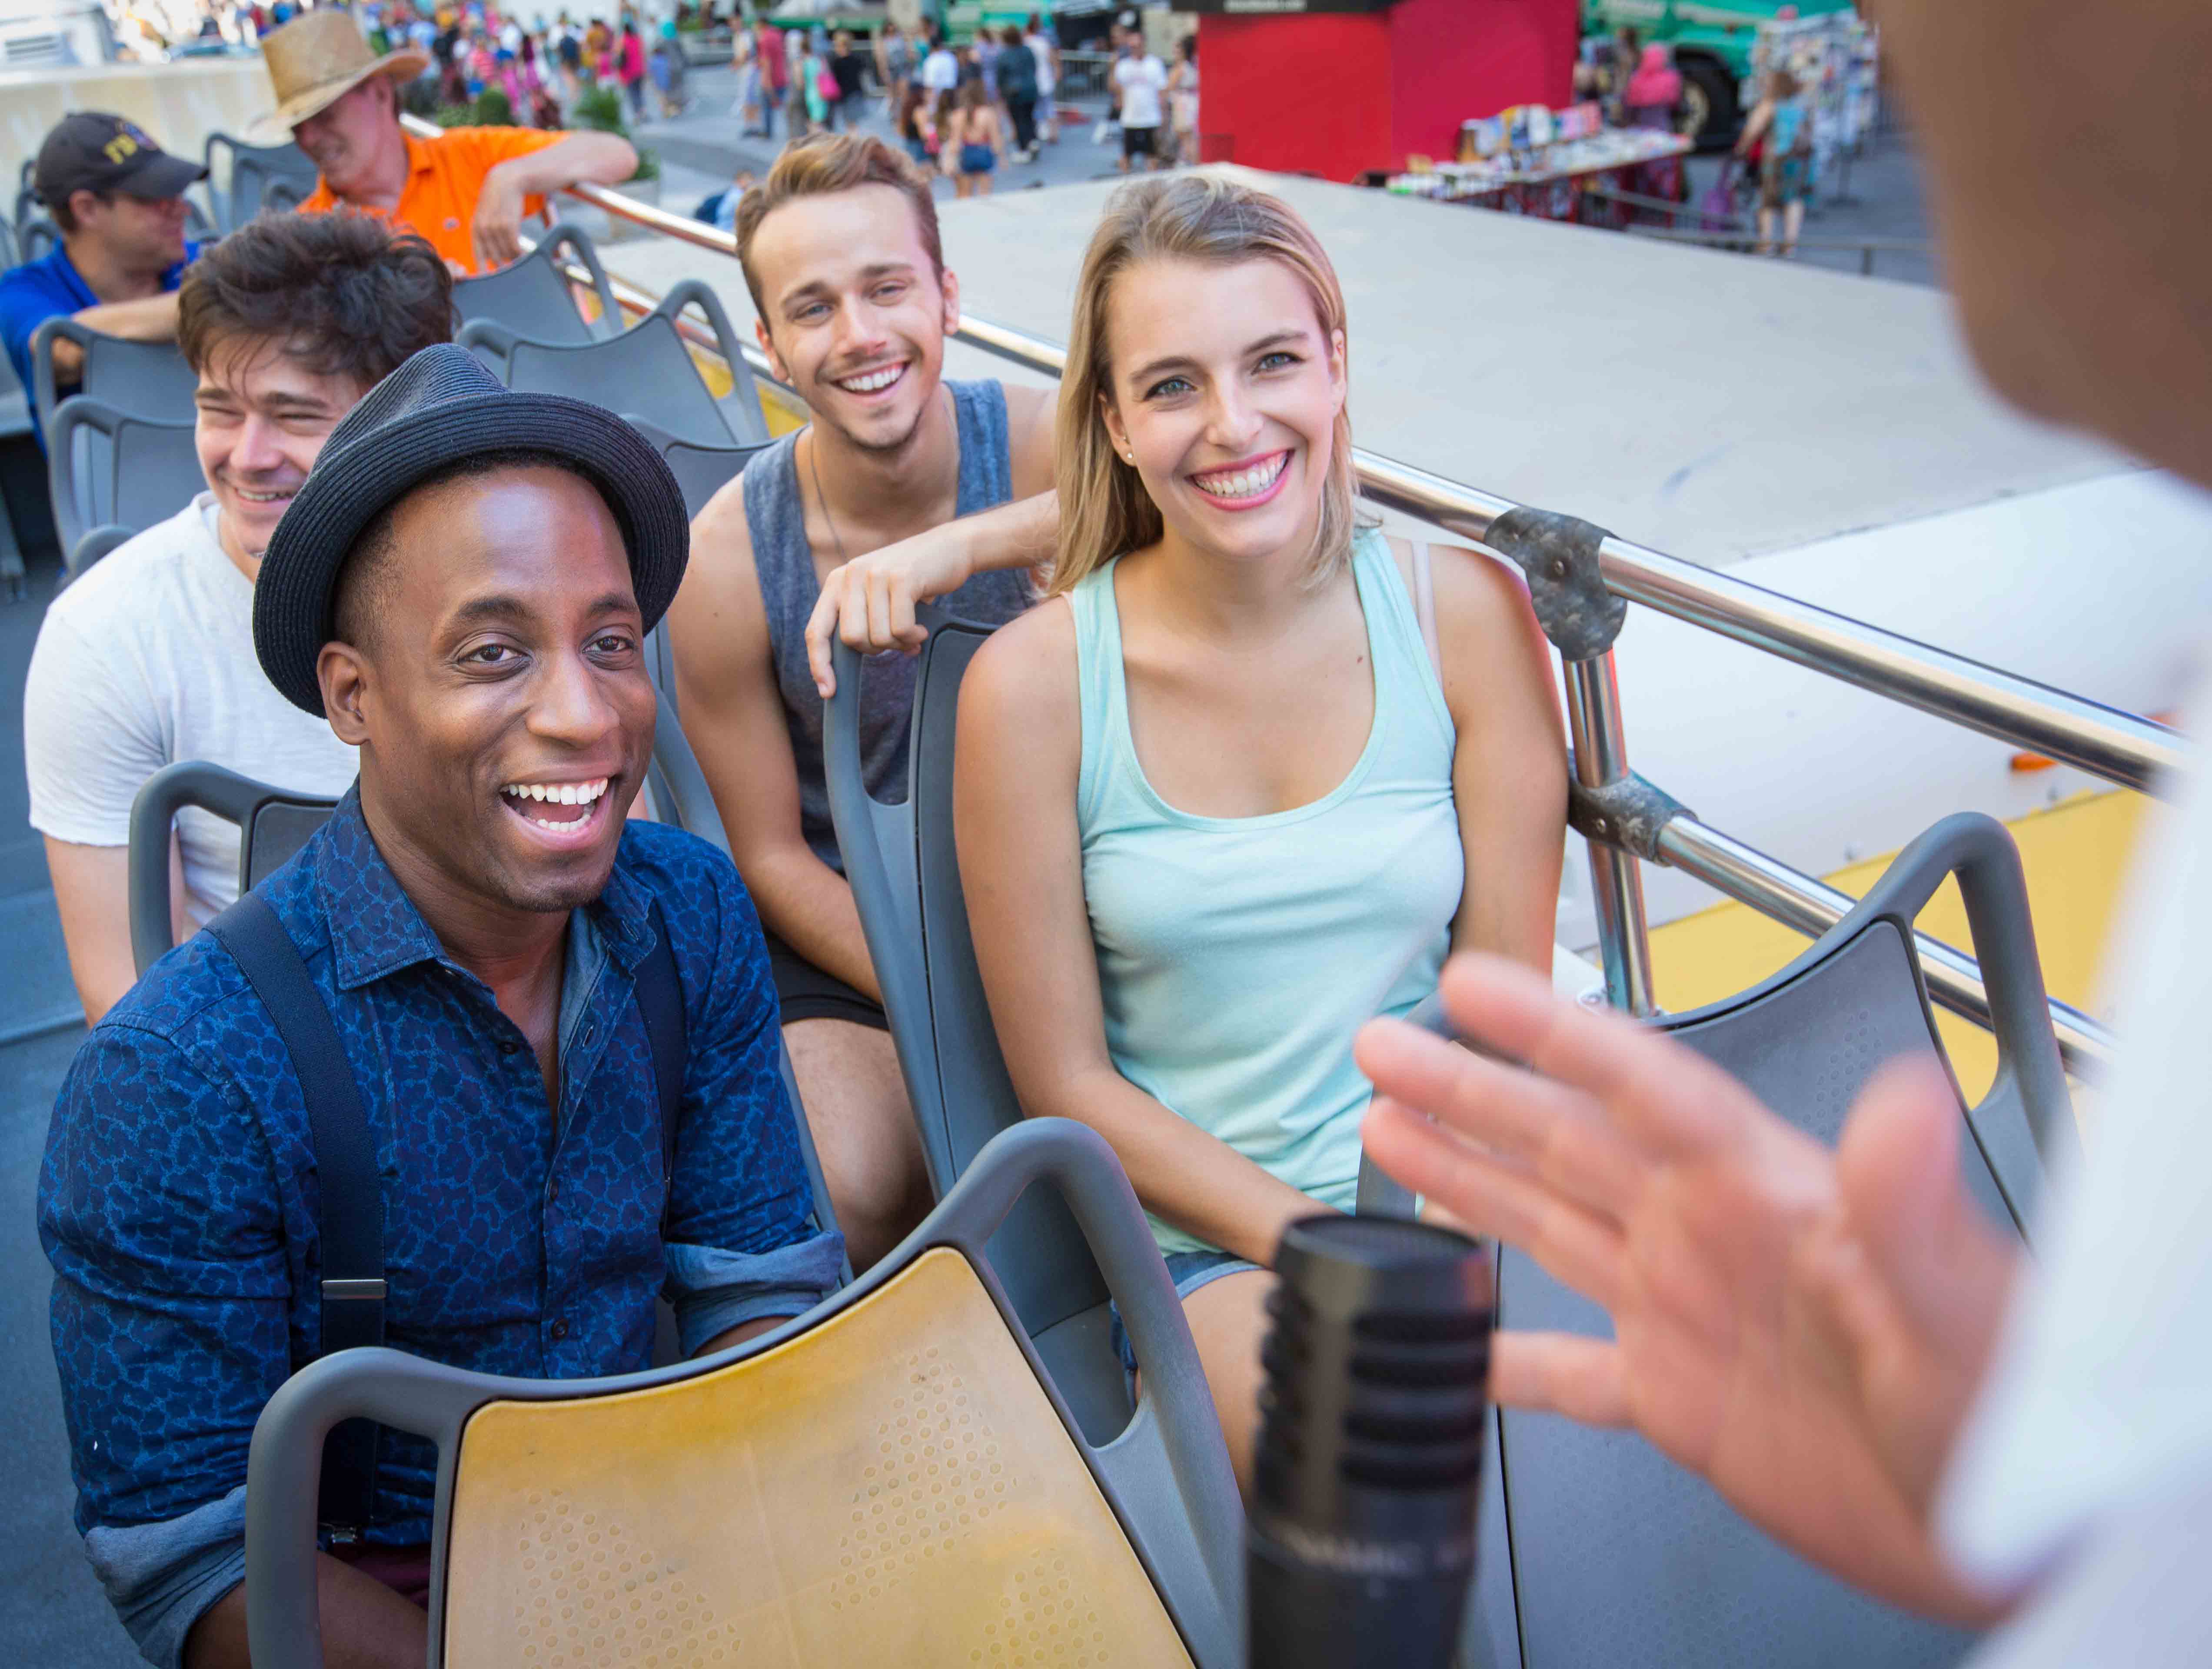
[{"xmin": 1047, "ymin": 174, "xmax": 1359, "ymax": 599}]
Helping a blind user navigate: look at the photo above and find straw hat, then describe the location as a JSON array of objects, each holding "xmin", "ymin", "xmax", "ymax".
[{"xmin": 248, "ymin": 12, "xmax": 430, "ymax": 144}]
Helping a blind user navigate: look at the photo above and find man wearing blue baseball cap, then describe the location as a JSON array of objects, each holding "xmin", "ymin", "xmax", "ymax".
[{"xmin": 0, "ymin": 113, "xmax": 206, "ymax": 432}]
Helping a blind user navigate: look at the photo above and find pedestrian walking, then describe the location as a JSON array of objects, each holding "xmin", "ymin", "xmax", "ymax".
[
  {"xmin": 831, "ymin": 30, "xmax": 869, "ymax": 128},
  {"xmin": 897, "ymin": 83, "xmax": 933, "ymax": 168},
  {"xmin": 751, "ymin": 17, "xmax": 787, "ymax": 137},
  {"xmin": 1024, "ymin": 13, "xmax": 1059, "ymax": 143},
  {"xmin": 1111, "ymin": 27, "xmax": 1167, "ymax": 173},
  {"xmin": 920, "ymin": 29, "xmax": 959, "ymax": 104},
  {"xmin": 788, "ymin": 30, "xmax": 819, "ymax": 136},
  {"xmin": 616, "ymin": 17, "xmax": 648, "ymax": 121},
  {"xmin": 997, "ymin": 25, "xmax": 1038, "ymax": 161},
  {"xmin": 942, "ymin": 78, "xmax": 1004, "ymax": 198},
  {"xmin": 1738, "ymin": 67, "xmax": 1813, "ymax": 256},
  {"xmin": 1623, "ymin": 42, "xmax": 1685, "ymax": 209},
  {"xmin": 1167, "ymin": 34, "xmax": 1198, "ymax": 165},
  {"xmin": 880, "ymin": 23, "xmax": 913, "ymax": 121},
  {"xmin": 652, "ymin": 19, "xmax": 689, "ymax": 119},
  {"xmin": 553, "ymin": 11, "xmax": 582, "ymax": 104}
]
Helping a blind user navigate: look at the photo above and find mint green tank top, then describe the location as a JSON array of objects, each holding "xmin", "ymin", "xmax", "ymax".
[{"xmin": 1070, "ymin": 527, "xmax": 1463, "ymax": 1255}]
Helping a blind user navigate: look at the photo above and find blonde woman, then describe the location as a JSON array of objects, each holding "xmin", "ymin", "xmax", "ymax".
[{"xmin": 955, "ymin": 176, "xmax": 1567, "ymax": 1487}]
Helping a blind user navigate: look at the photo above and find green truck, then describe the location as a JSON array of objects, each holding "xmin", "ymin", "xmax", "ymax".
[{"xmin": 1582, "ymin": 0, "xmax": 1856, "ymax": 142}]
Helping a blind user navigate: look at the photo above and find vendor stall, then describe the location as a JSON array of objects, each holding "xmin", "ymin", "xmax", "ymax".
[{"xmin": 1380, "ymin": 109, "xmax": 1690, "ymax": 226}]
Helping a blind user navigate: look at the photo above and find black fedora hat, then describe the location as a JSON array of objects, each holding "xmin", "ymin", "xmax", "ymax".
[{"xmin": 254, "ymin": 343, "xmax": 689, "ymax": 716}]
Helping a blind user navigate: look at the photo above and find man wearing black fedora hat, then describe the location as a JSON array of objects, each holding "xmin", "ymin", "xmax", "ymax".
[{"xmin": 39, "ymin": 346, "xmax": 842, "ymax": 1667}]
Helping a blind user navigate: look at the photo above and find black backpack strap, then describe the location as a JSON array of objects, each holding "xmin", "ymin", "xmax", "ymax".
[
  {"xmin": 634, "ymin": 898, "xmax": 689, "ymax": 1230},
  {"xmin": 204, "ymin": 891, "xmax": 384, "ymax": 1540}
]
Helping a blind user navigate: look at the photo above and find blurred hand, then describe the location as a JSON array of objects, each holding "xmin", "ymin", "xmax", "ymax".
[
  {"xmin": 1354, "ymin": 953, "xmax": 2024, "ymax": 1625},
  {"xmin": 804, "ymin": 526, "xmax": 975, "ymax": 697},
  {"xmin": 470, "ymin": 166, "xmax": 528, "ymax": 272}
]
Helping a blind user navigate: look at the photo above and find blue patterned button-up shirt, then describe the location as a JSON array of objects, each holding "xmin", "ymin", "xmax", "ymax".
[{"xmin": 39, "ymin": 788, "xmax": 843, "ymax": 1667}]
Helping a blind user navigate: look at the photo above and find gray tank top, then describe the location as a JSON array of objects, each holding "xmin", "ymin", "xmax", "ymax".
[{"xmin": 743, "ymin": 378, "xmax": 1033, "ymax": 873}]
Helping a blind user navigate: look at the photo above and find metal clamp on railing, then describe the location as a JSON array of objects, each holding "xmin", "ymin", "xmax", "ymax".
[{"xmin": 1479, "ymin": 509, "xmax": 1657, "ymax": 1014}]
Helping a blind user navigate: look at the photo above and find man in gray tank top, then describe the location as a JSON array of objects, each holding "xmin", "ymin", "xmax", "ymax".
[{"xmin": 671, "ymin": 134, "xmax": 1057, "ymax": 1270}]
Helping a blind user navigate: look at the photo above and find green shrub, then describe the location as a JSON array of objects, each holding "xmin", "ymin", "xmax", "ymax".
[
  {"xmin": 572, "ymin": 84, "xmax": 628, "ymax": 134},
  {"xmin": 472, "ymin": 88, "xmax": 515, "ymax": 126}
]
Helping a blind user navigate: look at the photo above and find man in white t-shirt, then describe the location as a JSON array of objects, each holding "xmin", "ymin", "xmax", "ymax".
[
  {"xmin": 25, "ymin": 213, "xmax": 453, "ymax": 1024},
  {"xmin": 1111, "ymin": 27, "xmax": 1167, "ymax": 173},
  {"xmin": 919, "ymin": 32, "xmax": 958, "ymax": 97},
  {"xmin": 1356, "ymin": 0, "xmax": 2212, "ymax": 1661}
]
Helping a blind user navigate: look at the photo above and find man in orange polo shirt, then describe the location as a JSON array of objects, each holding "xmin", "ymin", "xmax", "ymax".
[{"xmin": 249, "ymin": 12, "xmax": 636, "ymax": 275}]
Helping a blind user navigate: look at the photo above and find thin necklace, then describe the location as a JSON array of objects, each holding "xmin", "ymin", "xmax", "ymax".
[
  {"xmin": 805, "ymin": 424, "xmax": 851, "ymax": 570},
  {"xmin": 805, "ymin": 386, "xmax": 954, "ymax": 572}
]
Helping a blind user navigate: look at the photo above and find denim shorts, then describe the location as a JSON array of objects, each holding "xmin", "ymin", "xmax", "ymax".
[{"xmin": 1109, "ymin": 1248, "xmax": 1264, "ymax": 1381}]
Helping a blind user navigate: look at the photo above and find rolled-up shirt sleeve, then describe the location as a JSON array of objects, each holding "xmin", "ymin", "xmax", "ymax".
[
  {"xmin": 660, "ymin": 854, "xmax": 844, "ymax": 1337},
  {"xmin": 39, "ymin": 1019, "xmax": 293, "ymax": 1665},
  {"xmin": 665, "ymin": 1232, "xmax": 848, "ymax": 1355}
]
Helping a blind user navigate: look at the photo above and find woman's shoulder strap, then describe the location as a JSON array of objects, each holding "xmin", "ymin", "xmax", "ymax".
[{"xmin": 1410, "ymin": 538, "xmax": 1442, "ymax": 682}]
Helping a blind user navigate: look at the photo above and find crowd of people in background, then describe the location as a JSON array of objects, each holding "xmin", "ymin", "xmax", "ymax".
[{"xmin": 98, "ymin": 0, "xmax": 1207, "ymax": 201}]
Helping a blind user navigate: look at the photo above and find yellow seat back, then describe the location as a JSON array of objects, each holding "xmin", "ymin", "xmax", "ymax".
[{"xmin": 442, "ymin": 1247, "xmax": 1197, "ymax": 1669}]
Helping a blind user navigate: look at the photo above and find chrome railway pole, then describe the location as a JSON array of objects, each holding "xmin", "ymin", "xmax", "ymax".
[{"xmin": 1568, "ymin": 655, "xmax": 1658, "ymax": 1014}]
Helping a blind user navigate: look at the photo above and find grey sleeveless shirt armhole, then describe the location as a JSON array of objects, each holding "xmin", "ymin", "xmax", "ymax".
[{"xmin": 743, "ymin": 379, "xmax": 1036, "ymax": 875}]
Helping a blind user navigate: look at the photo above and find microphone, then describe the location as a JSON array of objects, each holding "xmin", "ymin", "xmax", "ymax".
[{"xmin": 1247, "ymin": 1214, "xmax": 1495, "ymax": 1669}]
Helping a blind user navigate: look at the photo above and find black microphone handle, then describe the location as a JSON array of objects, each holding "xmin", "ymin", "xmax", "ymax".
[{"xmin": 1246, "ymin": 1214, "xmax": 1495, "ymax": 1669}]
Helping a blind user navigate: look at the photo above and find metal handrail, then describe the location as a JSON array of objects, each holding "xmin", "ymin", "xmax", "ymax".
[
  {"xmin": 1658, "ymin": 816, "xmax": 2110, "ymax": 1075},
  {"xmin": 931, "ymin": 314, "xmax": 2182, "ymax": 796},
  {"xmin": 468, "ymin": 137, "xmax": 2144, "ymax": 1063}
]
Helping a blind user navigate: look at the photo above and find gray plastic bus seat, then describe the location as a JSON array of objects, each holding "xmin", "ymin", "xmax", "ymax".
[
  {"xmin": 17, "ymin": 216, "xmax": 58, "ymax": 263},
  {"xmin": 203, "ymin": 133, "xmax": 319, "ymax": 233},
  {"xmin": 621, "ymin": 411, "xmax": 766, "ymax": 518},
  {"xmin": 827, "ymin": 610, "xmax": 1134, "ymax": 1443},
  {"xmin": 0, "ymin": 283, "xmax": 28, "ymax": 596},
  {"xmin": 67, "ymin": 524, "xmax": 136, "ymax": 574},
  {"xmin": 243, "ymin": 1118, "xmax": 1242, "ymax": 1669},
  {"xmin": 450, "ymin": 222, "xmax": 624, "ymax": 367},
  {"xmin": 126, "ymin": 757, "xmax": 846, "ymax": 1265},
  {"xmin": 43, "ymin": 396, "xmax": 201, "ymax": 566},
  {"xmin": 1426, "ymin": 810, "xmax": 2067, "ymax": 1669},
  {"xmin": 458, "ymin": 276, "xmax": 770, "ymax": 447},
  {"xmin": 30, "ymin": 315, "xmax": 196, "ymax": 433},
  {"xmin": 0, "ymin": 212, "xmax": 17, "ymax": 270}
]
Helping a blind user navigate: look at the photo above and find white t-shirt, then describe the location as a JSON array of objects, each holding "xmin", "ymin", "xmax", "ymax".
[
  {"xmin": 1936, "ymin": 664, "xmax": 2212, "ymax": 1665},
  {"xmin": 1114, "ymin": 53, "xmax": 1166, "ymax": 128},
  {"xmin": 24, "ymin": 494, "xmax": 359, "ymax": 928},
  {"xmin": 1025, "ymin": 31, "xmax": 1055, "ymax": 95},
  {"xmin": 920, "ymin": 46, "xmax": 958, "ymax": 93}
]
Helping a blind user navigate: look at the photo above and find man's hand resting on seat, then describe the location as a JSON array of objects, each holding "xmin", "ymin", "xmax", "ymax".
[{"xmin": 1354, "ymin": 952, "xmax": 2026, "ymax": 1625}]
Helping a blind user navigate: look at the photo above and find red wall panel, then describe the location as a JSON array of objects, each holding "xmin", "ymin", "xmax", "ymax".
[
  {"xmin": 1196, "ymin": 13, "xmax": 1392, "ymax": 177},
  {"xmin": 1198, "ymin": 0, "xmax": 1578, "ymax": 181}
]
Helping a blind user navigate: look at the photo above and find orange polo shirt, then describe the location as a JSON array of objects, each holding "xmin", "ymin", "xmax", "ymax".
[{"xmin": 299, "ymin": 127, "xmax": 563, "ymax": 274}]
